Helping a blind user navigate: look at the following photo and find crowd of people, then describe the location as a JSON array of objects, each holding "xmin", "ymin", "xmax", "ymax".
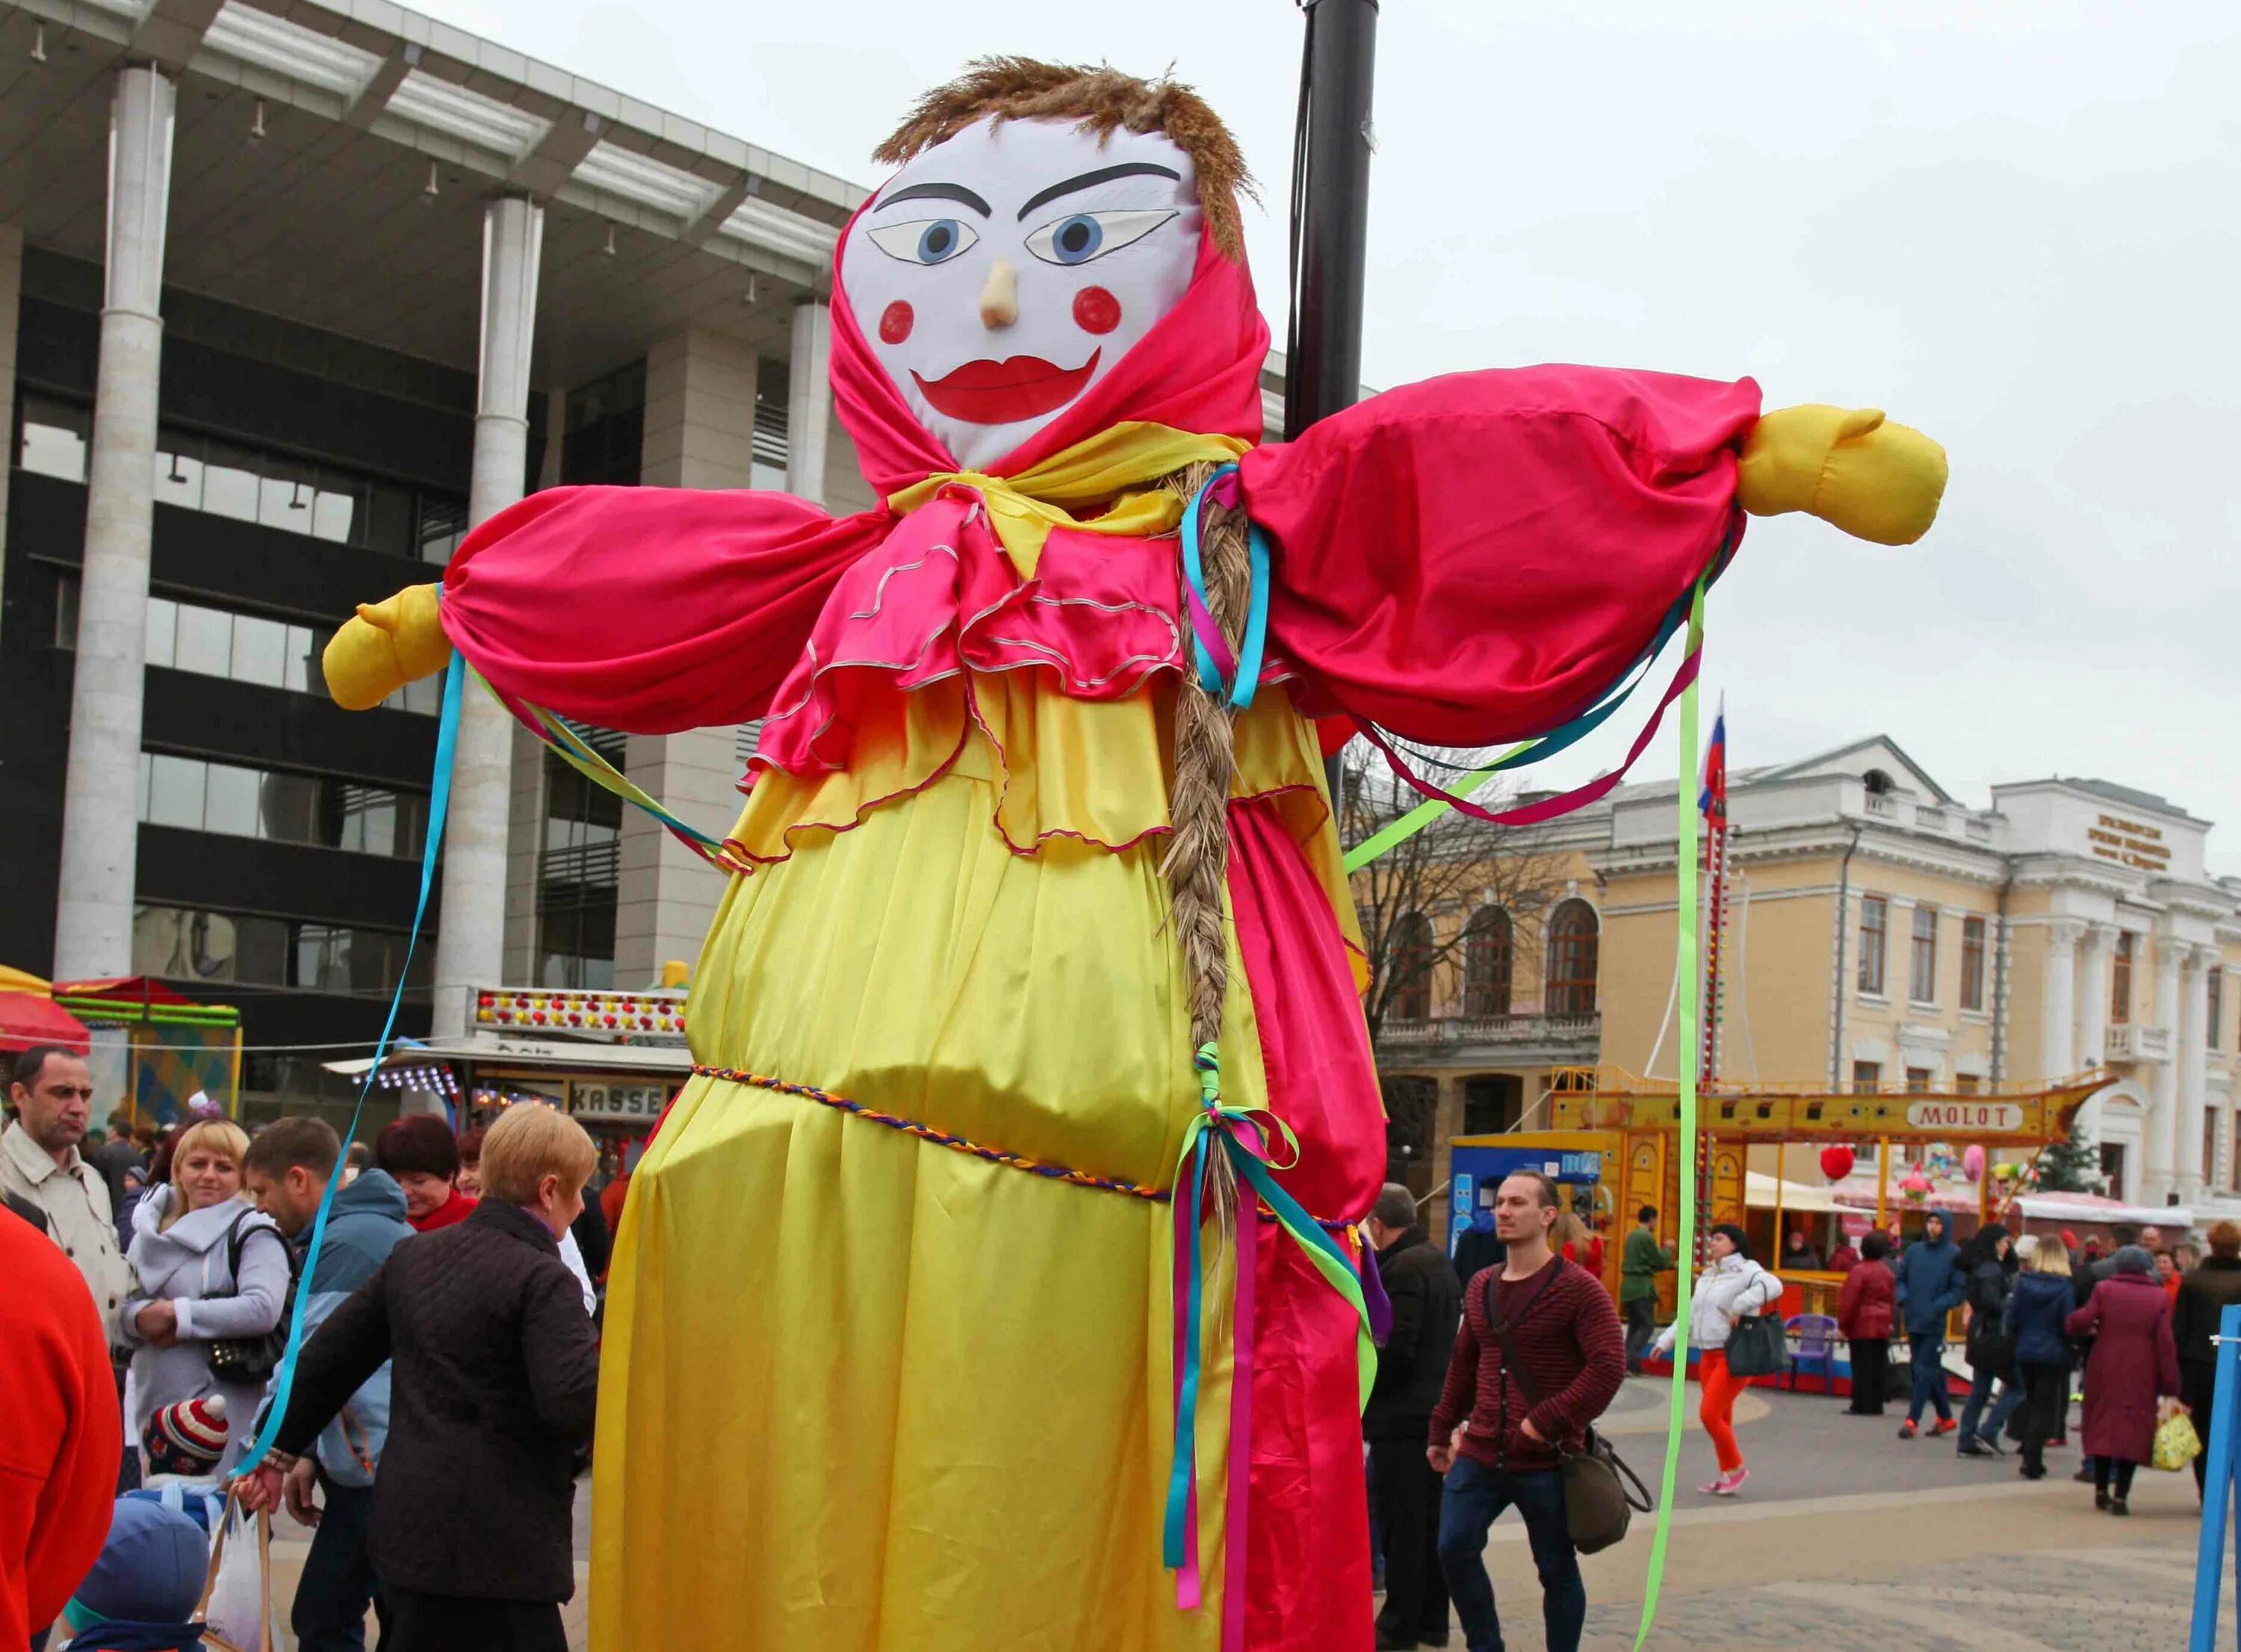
[
  {"xmin": 1824, "ymin": 1209, "xmax": 2224, "ymax": 1515},
  {"xmin": 2, "ymin": 1043, "xmax": 609, "ymax": 1652},
  {"xmin": 16, "ymin": 1031, "xmax": 2234, "ymax": 1652},
  {"xmin": 1363, "ymin": 1182, "xmax": 2235, "ymax": 1652}
]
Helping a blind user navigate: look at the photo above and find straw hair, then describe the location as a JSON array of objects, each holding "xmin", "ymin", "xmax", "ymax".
[
  {"xmin": 1159, "ymin": 460, "xmax": 1251, "ymax": 1049},
  {"xmin": 162, "ymin": 1118, "xmax": 248, "ymax": 1231},
  {"xmin": 2030, "ymin": 1236, "xmax": 2072, "ymax": 1276},
  {"xmin": 872, "ymin": 57, "xmax": 1256, "ymax": 261},
  {"xmin": 480, "ymin": 1103, "xmax": 597, "ymax": 1205}
]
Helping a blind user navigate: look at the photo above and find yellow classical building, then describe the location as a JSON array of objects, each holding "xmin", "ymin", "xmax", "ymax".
[{"xmin": 1373, "ymin": 736, "xmax": 2241, "ymax": 1234}]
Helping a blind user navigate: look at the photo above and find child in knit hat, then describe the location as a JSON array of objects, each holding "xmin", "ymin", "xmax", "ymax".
[
  {"xmin": 57, "ymin": 1497, "xmax": 208, "ymax": 1651},
  {"xmin": 140, "ymin": 1397, "xmax": 227, "ymax": 1488}
]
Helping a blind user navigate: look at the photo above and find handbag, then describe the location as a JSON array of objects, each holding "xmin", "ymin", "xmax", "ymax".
[
  {"xmin": 1483, "ymin": 1267, "xmax": 1655, "ymax": 1554},
  {"xmin": 2154, "ymin": 1409, "xmax": 2204, "ymax": 1472},
  {"xmin": 206, "ymin": 1211, "xmax": 298, "ymax": 1386},
  {"xmin": 1721, "ymin": 1302, "xmax": 1788, "ymax": 1379}
]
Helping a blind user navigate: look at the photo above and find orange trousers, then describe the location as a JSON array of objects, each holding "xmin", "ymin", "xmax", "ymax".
[{"xmin": 1699, "ymin": 1347, "xmax": 1749, "ymax": 1472}]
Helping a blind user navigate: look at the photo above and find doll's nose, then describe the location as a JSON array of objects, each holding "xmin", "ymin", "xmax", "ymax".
[{"xmin": 979, "ymin": 258, "xmax": 1018, "ymax": 329}]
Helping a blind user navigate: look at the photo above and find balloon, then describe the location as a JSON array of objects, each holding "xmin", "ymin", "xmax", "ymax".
[
  {"xmin": 1900, "ymin": 1170, "xmax": 1934, "ymax": 1204},
  {"xmin": 1820, "ymin": 1145, "xmax": 1856, "ymax": 1182},
  {"xmin": 1962, "ymin": 1144, "xmax": 1986, "ymax": 1181}
]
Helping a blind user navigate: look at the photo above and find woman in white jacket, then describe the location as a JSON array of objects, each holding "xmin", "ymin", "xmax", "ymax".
[
  {"xmin": 117, "ymin": 1117, "xmax": 289, "ymax": 1477},
  {"xmin": 1652, "ymin": 1223, "xmax": 1782, "ymax": 1496}
]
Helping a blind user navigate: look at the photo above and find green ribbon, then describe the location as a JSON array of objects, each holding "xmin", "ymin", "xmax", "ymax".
[
  {"xmin": 1340, "ymin": 739, "xmax": 1534, "ymax": 873},
  {"xmin": 1633, "ymin": 579, "xmax": 1705, "ymax": 1649}
]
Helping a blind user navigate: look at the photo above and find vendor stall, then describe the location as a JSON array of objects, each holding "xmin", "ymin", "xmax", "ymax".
[{"xmin": 325, "ymin": 984, "xmax": 691, "ymax": 1190}]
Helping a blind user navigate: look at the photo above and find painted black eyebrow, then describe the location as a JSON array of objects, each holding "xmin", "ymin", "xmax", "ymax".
[
  {"xmin": 875, "ymin": 181, "xmax": 992, "ymax": 217},
  {"xmin": 1017, "ymin": 162, "xmax": 1183, "ymax": 220}
]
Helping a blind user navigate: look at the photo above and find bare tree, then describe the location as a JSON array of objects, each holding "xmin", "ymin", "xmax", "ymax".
[{"xmin": 1340, "ymin": 739, "xmax": 1575, "ymax": 1159}]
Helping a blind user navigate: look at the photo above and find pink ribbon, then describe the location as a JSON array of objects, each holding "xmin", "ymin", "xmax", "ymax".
[
  {"xmin": 1221, "ymin": 1202, "xmax": 1258, "ymax": 1652},
  {"xmin": 1356, "ymin": 642, "xmax": 1702, "ymax": 827}
]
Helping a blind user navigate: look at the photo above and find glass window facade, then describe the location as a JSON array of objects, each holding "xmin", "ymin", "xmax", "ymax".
[
  {"xmin": 137, "ymin": 751, "xmax": 430, "ymax": 858},
  {"xmin": 536, "ymin": 724, "xmax": 624, "ymax": 988},
  {"xmin": 132, "ymin": 904, "xmax": 430, "ymax": 999},
  {"xmin": 19, "ymin": 394, "xmax": 467, "ymax": 565},
  {"xmin": 64, "ymin": 579, "xmax": 439, "ymax": 715}
]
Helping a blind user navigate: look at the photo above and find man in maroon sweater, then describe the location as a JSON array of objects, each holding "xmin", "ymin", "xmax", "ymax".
[{"xmin": 1428, "ymin": 1173, "xmax": 1625, "ymax": 1652}]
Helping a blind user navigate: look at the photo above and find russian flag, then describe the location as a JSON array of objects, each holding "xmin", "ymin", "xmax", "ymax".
[{"xmin": 1697, "ymin": 698, "xmax": 1727, "ymax": 830}]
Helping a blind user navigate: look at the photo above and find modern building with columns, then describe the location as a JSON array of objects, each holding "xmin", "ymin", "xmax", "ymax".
[
  {"xmin": 1377, "ymin": 734, "xmax": 2241, "ymax": 1234},
  {"xmin": 0, "ymin": 0, "xmax": 878, "ymax": 1108}
]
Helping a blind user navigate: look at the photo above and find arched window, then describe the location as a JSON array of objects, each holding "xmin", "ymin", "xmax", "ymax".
[
  {"xmin": 1544, "ymin": 898, "xmax": 1599, "ymax": 1017},
  {"xmin": 1390, "ymin": 911, "xmax": 1435, "ymax": 1022},
  {"xmin": 1463, "ymin": 906, "xmax": 1513, "ymax": 1018}
]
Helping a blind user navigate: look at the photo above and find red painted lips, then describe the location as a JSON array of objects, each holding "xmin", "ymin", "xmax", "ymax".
[{"xmin": 913, "ymin": 350, "xmax": 1100, "ymax": 425}]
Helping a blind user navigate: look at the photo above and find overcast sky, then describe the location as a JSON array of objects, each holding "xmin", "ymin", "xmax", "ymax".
[{"xmin": 421, "ymin": 0, "xmax": 2241, "ymax": 869}]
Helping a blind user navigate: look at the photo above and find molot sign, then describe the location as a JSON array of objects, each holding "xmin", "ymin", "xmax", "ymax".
[{"xmin": 1906, "ymin": 1100, "xmax": 2024, "ymax": 1132}]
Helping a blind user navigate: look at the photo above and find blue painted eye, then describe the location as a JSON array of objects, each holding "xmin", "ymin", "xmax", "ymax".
[
  {"xmin": 917, "ymin": 220, "xmax": 963, "ymax": 262},
  {"xmin": 1049, "ymin": 214, "xmax": 1102, "ymax": 264},
  {"xmin": 864, "ymin": 217, "xmax": 981, "ymax": 266},
  {"xmin": 1023, "ymin": 208, "xmax": 1176, "ymax": 267}
]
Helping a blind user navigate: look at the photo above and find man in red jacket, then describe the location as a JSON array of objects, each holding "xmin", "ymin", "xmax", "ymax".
[
  {"xmin": 1, "ymin": 1202, "xmax": 123, "ymax": 1651},
  {"xmin": 1429, "ymin": 1172, "xmax": 1625, "ymax": 1652}
]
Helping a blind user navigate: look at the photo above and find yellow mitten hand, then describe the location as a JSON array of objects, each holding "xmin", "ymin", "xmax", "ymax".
[
  {"xmin": 322, "ymin": 583, "xmax": 452, "ymax": 711},
  {"xmin": 1738, "ymin": 404, "xmax": 1948, "ymax": 547}
]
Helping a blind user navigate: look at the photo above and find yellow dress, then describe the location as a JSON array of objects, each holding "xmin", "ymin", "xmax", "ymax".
[{"xmin": 589, "ymin": 674, "xmax": 1366, "ymax": 1652}]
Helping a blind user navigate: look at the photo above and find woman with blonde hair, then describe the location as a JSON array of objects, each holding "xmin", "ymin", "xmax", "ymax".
[
  {"xmin": 2005, "ymin": 1230, "xmax": 2075, "ymax": 1480},
  {"xmin": 117, "ymin": 1116, "xmax": 288, "ymax": 1475},
  {"xmin": 244, "ymin": 1102, "xmax": 600, "ymax": 1651}
]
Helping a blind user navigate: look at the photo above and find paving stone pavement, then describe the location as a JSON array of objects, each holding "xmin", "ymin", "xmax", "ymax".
[{"xmin": 245, "ymin": 1382, "xmax": 2219, "ymax": 1650}]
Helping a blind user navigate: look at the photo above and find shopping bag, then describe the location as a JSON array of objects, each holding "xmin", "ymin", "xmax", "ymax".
[
  {"xmin": 196, "ymin": 1485, "xmax": 276, "ymax": 1652},
  {"xmin": 2153, "ymin": 1410, "xmax": 2204, "ymax": 1473}
]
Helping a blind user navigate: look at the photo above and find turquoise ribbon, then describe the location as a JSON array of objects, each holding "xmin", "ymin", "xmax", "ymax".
[
  {"xmin": 1180, "ymin": 465, "xmax": 1271, "ymax": 711},
  {"xmin": 234, "ymin": 644, "xmax": 465, "ymax": 1474}
]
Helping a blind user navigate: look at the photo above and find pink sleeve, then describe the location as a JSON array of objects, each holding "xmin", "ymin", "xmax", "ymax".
[
  {"xmin": 439, "ymin": 485, "xmax": 888, "ymax": 735},
  {"xmin": 1237, "ymin": 365, "xmax": 1762, "ymax": 746}
]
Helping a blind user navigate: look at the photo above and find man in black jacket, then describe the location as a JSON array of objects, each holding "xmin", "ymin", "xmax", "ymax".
[
  {"xmin": 1364, "ymin": 1183, "xmax": 1463, "ymax": 1652},
  {"xmin": 241, "ymin": 1104, "xmax": 600, "ymax": 1652}
]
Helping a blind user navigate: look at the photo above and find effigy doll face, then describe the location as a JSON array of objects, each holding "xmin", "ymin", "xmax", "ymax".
[{"xmin": 842, "ymin": 117, "xmax": 1202, "ymax": 470}]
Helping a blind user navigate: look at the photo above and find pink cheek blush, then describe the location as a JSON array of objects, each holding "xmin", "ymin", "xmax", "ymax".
[
  {"xmin": 878, "ymin": 301, "xmax": 914, "ymax": 344},
  {"xmin": 1072, "ymin": 286, "xmax": 1122, "ymax": 335}
]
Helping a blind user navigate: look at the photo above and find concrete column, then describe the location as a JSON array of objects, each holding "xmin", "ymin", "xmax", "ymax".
[
  {"xmin": 53, "ymin": 67, "xmax": 175, "ymax": 980},
  {"xmin": 611, "ymin": 329, "xmax": 757, "ymax": 990},
  {"xmin": 786, "ymin": 299, "xmax": 831, "ymax": 506},
  {"xmin": 1428, "ymin": 1072, "xmax": 1465, "ymax": 1248},
  {"xmin": 2145, "ymin": 939, "xmax": 2183, "ymax": 1204},
  {"xmin": 2179, "ymin": 945, "xmax": 2215, "ymax": 1200},
  {"xmin": 432, "ymin": 194, "xmax": 542, "ymax": 1038},
  {"xmin": 2040, "ymin": 920, "xmax": 2082, "ymax": 1083},
  {"xmin": 2078, "ymin": 922, "xmax": 2116, "ymax": 1075},
  {"xmin": 0, "ymin": 226, "xmax": 22, "ymax": 572}
]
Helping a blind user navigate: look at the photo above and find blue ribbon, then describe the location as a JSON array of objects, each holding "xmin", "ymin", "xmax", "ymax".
[
  {"xmin": 1180, "ymin": 464, "xmax": 1271, "ymax": 712},
  {"xmin": 234, "ymin": 645, "xmax": 465, "ymax": 1473}
]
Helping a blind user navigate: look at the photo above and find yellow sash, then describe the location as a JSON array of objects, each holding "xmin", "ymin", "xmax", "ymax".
[{"xmin": 887, "ymin": 421, "xmax": 1249, "ymax": 579}]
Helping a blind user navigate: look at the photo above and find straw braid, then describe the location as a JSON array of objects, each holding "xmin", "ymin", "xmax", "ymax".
[{"xmin": 1161, "ymin": 460, "xmax": 1253, "ymax": 1231}]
